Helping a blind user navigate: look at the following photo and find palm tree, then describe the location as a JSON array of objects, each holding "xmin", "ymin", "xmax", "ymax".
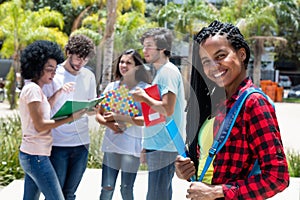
[
  {"xmin": 158, "ymin": 0, "xmax": 299, "ymax": 87},
  {"xmin": 100, "ymin": 0, "xmax": 117, "ymax": 92},
  {"xmin": 0, "ymin": 1, "xmax": 67, "ymax": 109},
  {"xmin": 70, "ymin": 0, "xmax": 147, "ymax": 94},
  {"xmin": 273, "ymin": 0, "xmax": 300, "ymax": 72}
]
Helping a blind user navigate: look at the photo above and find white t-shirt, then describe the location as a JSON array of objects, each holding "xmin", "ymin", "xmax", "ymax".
[
  {"xmin": 19, "ymin": 81, "xmax": 52, "ymax": 156},
  {"xmin": 100, "ymin": 81, "xmax": 149, "ymax": 157},
  {"xmin": 43, "ymin": 65, "xmax": 97, "ymax": 146}
]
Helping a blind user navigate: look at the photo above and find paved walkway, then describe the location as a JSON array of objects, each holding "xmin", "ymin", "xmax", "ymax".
[
  {"xmin": 1, "ymin": 101, "xmax": 300, "ymax": 199},
  {"xmin": 1, "ymin": 168, "xmax": 299, "ymax": 200}
]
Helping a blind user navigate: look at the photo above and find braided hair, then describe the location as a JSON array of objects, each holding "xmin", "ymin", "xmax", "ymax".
[
  {"xmin": 186, "ymin": 20, "xmax": 250, "ymax": 175},
  {"xmin": 194, "ymin": 20, "xmax": 250, "ymax": 68}
]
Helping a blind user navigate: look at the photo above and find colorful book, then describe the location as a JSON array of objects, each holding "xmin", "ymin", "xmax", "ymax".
[
  {"xmin": 101, "ymin": 85, "xmax": 139, "ymax": 117},
  {"xmin": 51, "ymin": 96, "xmax": 104, "ymax": 120},
  {"xmin": 141, "ymin": 84, "xmax": 166, "ymax": 127}
]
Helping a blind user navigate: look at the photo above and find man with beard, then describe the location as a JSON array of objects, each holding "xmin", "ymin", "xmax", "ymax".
[{"xmin": 43, "ymin": 34, "xmax": 96, "ymax": 200}]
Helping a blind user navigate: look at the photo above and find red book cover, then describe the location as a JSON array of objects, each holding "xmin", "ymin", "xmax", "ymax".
[{"xmin": 141, "ymin": 84, "xmax": 166, "ymax": 127}]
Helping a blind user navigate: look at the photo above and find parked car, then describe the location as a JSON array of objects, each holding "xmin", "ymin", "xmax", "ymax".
[
  {"xmin": 278, "ymin": 75, "xmax": 292, "ymax": 88},
  {"xmin": 287, "ymin": 84, "xmax": 300, "ymax": 98}
]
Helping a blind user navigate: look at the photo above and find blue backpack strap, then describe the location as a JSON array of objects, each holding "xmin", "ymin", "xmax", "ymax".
[{"xmin": 198, "ymin": 87, "xmax": 271, "ymax": 182}]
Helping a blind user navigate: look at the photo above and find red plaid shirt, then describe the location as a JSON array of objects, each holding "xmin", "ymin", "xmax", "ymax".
[{"xmin": 211, "ymin": 78, "xmax": 289, "ymax": 200}]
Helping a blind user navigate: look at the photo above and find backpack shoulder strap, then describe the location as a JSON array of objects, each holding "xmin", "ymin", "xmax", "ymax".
[{"xmin": 198, "ymin": 87, "xmax": 270, "ymax": 181}]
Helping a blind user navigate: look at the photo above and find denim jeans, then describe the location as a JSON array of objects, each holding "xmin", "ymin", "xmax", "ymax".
[
  {"xmin": 19, "ymin": 151, "xmax": 65, "ymax": 200},
  {"xmin": 145, "ymin": 150, "xmax": 177, "ymax": 200},
  {"xmin": 100, "ymin": 152, "xmax": 140, "ymax": 200},
  {"xmin": 50, "ymin": 145, "xmax": 89, "ymax": 200}
]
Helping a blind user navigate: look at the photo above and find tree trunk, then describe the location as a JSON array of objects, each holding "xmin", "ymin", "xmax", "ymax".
[
  {"xmin": 100, "ymin": 0, "xmax": 117, "ymax": 91},
  {"xmin": 182, "ymin": 38, "xmax": 193, "ymax": 100},
  {"xmin": 252, "ymin": 39, "xmax": 264, "ymax": 87},
  {"xmin": 71, "ymin": 6, "xmax": 91, "ymax": 32},
  {"xmin": 8, "ymin": 60, "xmax": 17, "ymax": 109},
  {"xmin": 95, "ymin": 44, "xmax": 103, "ymax": 95}
]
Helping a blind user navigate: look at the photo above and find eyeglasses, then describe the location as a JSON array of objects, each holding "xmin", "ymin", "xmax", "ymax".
[
  {"xmin": 71, "ymin": 54, "xmax": 89, "ymax": 63},
  {"xmin": 142, "ymin": 45, "xmax": 159, "ymax": 51},
  {"xmin": 43, "ymin": 67, "xmax": 57, "ymax": 73}
]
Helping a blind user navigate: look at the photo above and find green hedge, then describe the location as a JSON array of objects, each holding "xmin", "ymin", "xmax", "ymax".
[
  {"xmin": 0, "ymin": 114, "xmax": 24, "ymax": 186},
  {"xmin": 0, "ymin": 115, "xmax": 105, "ymax": 186}
]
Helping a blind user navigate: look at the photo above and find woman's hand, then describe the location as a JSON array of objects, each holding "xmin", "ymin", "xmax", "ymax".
[
  {"xmin": 105, "ymin": 121, "xmax": 126, "ymax": 133},
  {"xmin": 70, "ymin": 108, "xmax": 87, "ymax": 121},
  {"xmin": 48, "ymin": 82, "xmax": 75, "ymax": 108},
  {"xmin": 175, "ymin": 155, "xmax": 196, "ymax": 180},
  {"xmin": 61, "ymin": 82, "xmax": 75, "ymax": 93},
  {"xmin": 140, "ymin": 149, "xmax": 147, "ymax": 165},
  {"xmin": 186, "ymin": 182, "xmax": 224, "ymax": 200},
  {"xmin": 103, "ymin": 112, "xmax": 116, "ymax": 122}
]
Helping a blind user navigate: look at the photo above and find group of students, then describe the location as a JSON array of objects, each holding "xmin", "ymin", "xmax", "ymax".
[{"xmin": 19, "ymin": 20, "xmax": 289, "ymax": 200}]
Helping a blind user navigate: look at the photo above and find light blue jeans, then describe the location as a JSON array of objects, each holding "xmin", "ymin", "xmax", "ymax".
[
  {"xmin": 145, "ymin": 150, "xmax": 177, "ymax": 200},
  {"xmin": 50, "ymin": 145, "xmax": 89, "ymax": 200},
  {"xmin": 19, "ymin": 151, "xmax": 64, "ymax": 200},
  {"xmin": 100, "ymin": 152, "xmax": 140, "ymax": 200}
]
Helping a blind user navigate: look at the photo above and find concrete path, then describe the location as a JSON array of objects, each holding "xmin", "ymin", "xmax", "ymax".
[{"xmin": 0, "ymin": 169, "xmax": 299, "ymax": 200}]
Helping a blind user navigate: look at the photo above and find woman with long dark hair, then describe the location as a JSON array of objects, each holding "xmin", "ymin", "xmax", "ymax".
[
  {"xmin": 176, "ymin": 20, "xmax": 289, "ymax": 200},
  {"xmin": 96, "ymin": 49, "xmax": 150, "ymax": 200}
]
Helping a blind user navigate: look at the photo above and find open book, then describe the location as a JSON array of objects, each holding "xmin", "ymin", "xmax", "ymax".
[{"xmin": 51, "ymin": 96, "xmax": 104, "ymax": 120}]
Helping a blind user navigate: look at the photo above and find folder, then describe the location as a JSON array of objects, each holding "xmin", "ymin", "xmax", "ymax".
[
  {"xmin": 166, "ymin": 119, "xmax": 196, "ymax": 181},
  {"xmin": 166, "ymin": 119, "xmax": 188, "ymax": 157},
  {"xmin": 51, "ymin": 96, "xmax": 104, "ymax": 120},
  {"xmin": 141, "ymin": 84, "xmax": 166, "ymax": 126}
]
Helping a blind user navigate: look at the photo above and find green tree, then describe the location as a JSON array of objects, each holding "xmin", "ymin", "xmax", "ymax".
[
  {"xmin": 0, "ymin": 0, "xmax": 68, "ymax": 109},
  {"xmin": 30, "ymin": 0, "xmax": 92, "ymax": 35},
  {"xmin": 158, "ymin": 0, "xmax": 299, "ymax": 87},
  {"xmin": 157, "ymin": 0, "xmax": 217, "ymax": 98},
  {"xmin": 214, "ymin": 0, "xmax": 299, "ymax": 86},
  {"xmin": 273, "ymin": 0, "xmax": 300, "ymax": 69},
  {"xmin": 234, "ymin": 0, "xmax": 297, "ymax": 86},
  {"xmin": 70, "ymin": 0, "xmax": 148, "ymax": 93}
]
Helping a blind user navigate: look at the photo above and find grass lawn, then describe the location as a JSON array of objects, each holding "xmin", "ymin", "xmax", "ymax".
[{"xmin": 283, "ymin": 98, "xmax": 300, "ymax": 103}]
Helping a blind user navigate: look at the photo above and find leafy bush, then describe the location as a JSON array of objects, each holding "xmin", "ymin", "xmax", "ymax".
[
  {"xmin": 0, "ymin": 114, "xmax": 24, "ymax": 186},
  {"xmin": 4, "ymin": 66, "xmax": 18, "ymax": 109},
  {"xmin": 286, "ymin": 149, "xmax": 300, "ymax": 177},
  {"xmin": 0, "ymin": 115, "xmax": 107, "ymax": 186},
  {"xmin": 87, "ymin": 125, "xmax": 148, "ymax": 171},
  {"xmin": 88, "ymin": 127, "xmax": 104, "ymax": 169}
]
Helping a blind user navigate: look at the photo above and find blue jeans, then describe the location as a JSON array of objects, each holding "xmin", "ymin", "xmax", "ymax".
[
  {"xmin": 50, "ymin": 145, "xmax": 89, "ymax": 200},
  {"xmin": 19, "ymin": 151, "xmax": 64, "ymax": 200},
  {"xmin": 145, "ymin": 150, "xmax": 177, "ymax": 200},
  {"xmin": 100, "ymin": 152, "xmax": 140, "ymax": 200}
]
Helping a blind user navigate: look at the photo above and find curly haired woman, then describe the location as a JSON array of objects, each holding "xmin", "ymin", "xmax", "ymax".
[{"xmin": 19, "ymin": 40, "xmax": 86, "ymax": 200}]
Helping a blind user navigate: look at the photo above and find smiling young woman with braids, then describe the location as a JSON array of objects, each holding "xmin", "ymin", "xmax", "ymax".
[{"xmin": 175, "ymin": 20, "xmax": 289, "ymax": 200}]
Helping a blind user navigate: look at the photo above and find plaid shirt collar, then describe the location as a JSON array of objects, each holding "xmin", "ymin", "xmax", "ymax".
[{"xmin": 224, "ymin": 77, "xmax": 254, "ymax": 108}]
